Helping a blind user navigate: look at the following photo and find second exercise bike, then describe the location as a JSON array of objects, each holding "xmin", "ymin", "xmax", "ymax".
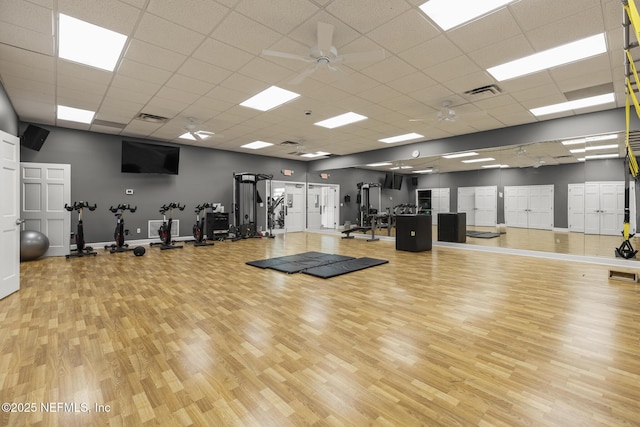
[
  {"xmin": 190, "ymin": 203, "xmax": 215, "ymax": 247},
  {"xmin": 105, "ymin": 204, "xmax": 137, "ymax": 253},
  {"xmin": 150, "ymin": 202, "xmax": 185, "ymax": 250}
]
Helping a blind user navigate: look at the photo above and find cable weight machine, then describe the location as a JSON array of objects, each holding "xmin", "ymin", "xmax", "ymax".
[{"xmin": 231, "ymin": 172, "xmax": 273, "ymax": 241}]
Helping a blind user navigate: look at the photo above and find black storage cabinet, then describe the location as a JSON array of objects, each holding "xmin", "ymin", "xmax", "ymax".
[
  {"xmin": 395, "ymin": 214, "xmax": 432, "ymax": 252},
  {"xmin": 437, "ymin": 212, "xmax": 466, "ymax": 243}
]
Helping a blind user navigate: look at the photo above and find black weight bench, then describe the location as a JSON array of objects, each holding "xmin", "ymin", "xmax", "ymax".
[{"xmin": 341, "ymin": 227, "xmax": 371, "ymax": 239}]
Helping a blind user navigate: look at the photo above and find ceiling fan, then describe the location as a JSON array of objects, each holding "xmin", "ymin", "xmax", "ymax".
[
  {"xmin": 262, "ymin": 22, "xmax": 385, "ymax": 84},
  {"xmin": 436, "ymin": 101, "xmax": 457, "ymax": 122},
  {"xmin": 180, "ymin": 117, "xmax": 217, "ymax": 141}
]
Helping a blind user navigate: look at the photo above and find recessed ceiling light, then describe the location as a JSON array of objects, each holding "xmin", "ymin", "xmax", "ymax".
[
  {"xmin": 57, "ymin": 105, "xmax": 95, "ymax": 124},
  {"xmin": 461, "ymin": 157, "xmax": 495, "ymax": 163},
  {"xmin": 584, "ymin": 153, "xmax": 619, "ymax": 160},
  {"xmin": 561, "ymin": 138, "xmax": 587, "ymax": 146},
  {"xmin": 240, "ymin": 86, "xmax": 300, "ymax": 111},
  {"xmin": 482, "ymin": 164, "xmax": 510, "ymax": 168},
  {"xmin": 314, "ymin": 112, "xmax": 367, "ymax": 129},
  {"xmin": 367, "ymin": 162, "xmax": 393, "ymax": 167},
  {"xmin": 414, "ymin": 169, "xmax": 433, "ymax": 174},
  {"xmin": 442, "ymin": 152, "xmax": 478, "ymax": 159},
  {"xmin": 58, "ymin": 14, "xmax": 127, "ymax": 72},
  {"xmin": 419, "ymin": 0, "xmax": 516, "ymax": 31},
  {"xmin": 487, "ymin": 33, "xmax": 607, "ymax": 81},
  {"xmin": 570, "ymin": 144, "xmax": 618, "ymax": 154},
  {"xmin": 301, "ymin": 151, "xmax": 331, "ymax": 158},
  {"xmin": 586, "ymin": 134, "xmax": 618, "ymax": 142},
  {"xmin": 241, "ymin": 141, "xmax": 273, "ymax": 150},
  {"xmin": 530, "ymin": 93, "xmax": 615, "ymax": 117},
  {"xmin": 378, "ymin": 133, "xmax": 424, "ymax": 143}
]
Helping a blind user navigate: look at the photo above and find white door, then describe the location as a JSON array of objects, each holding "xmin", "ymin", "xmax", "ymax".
[
  {"xmin": 504, "ymin": 186, "xmax": 528, "ymax": 228},
  {"xmin": 422, "ymin": 188, "xmax": 450, "ymax": 225},
  {"xmin": 0, "ymin": 131, "xmax": 20, "ymax": 300},
  {"xmin": 475, "ymin": 186, "xmax": 497, "ymax": 227},
  {"xmin": 599, "ymin": 182, "xmax": 624, "ymax": 236},
  {"xmin": 584, "ymin": 182, "xmax": 601, "ymax": 235},
  {"xmin": 307, "ymin": 185, "xmax": 322, "ymax": 229},
  {"xmin": 528, "ymin": 185, "xmax": 554, "ymax": 230},
  {"xmin": 568, "ymin": 184, "xmax": 585, "ymax": 232},
  {"xmin": 21, "ymin": 163, "xmax": 71, "ymax": 257},
  {"xmin": 284, "ymin": 183, "xmax": 305, "ymax": 232},
  {"xmin": 457, "ymin": 187, "xmax": 476, "ymax": 225},
  {"xmin": 321, "ymin": 186, "xmax": 338, "ymax": 229}
]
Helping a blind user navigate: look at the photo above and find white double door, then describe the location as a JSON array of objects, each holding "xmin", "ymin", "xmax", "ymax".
[
  {"xmin": 504, "ymin": 185, "xmax": 554, "ymax": 230},
  {"xmin": 270, "ymin": 181, "xmax": 305, "ymax": 233},
  {"xmin": 458, "ymin": 186, "xmax": 497, "ymax": 227},
  {"xmin": 569, "ymin": 181, "xmax": 632, "ymax": 236},
  {"xmin": 307, "ymin": 184, "xmax": 339, "ymax": 230}
]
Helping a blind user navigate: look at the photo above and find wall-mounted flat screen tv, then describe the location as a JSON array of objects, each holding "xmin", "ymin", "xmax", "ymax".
[
  {"xmin": 121, "ymin": 140, "xmax": 180, "ymax": 175},
  {"xmin": 383, "ymin": 172, "xmax": 394, "ymax": 189},
  {"xmin": 393, "ymin": 174, "xmax": 403, "ymax": 190}
]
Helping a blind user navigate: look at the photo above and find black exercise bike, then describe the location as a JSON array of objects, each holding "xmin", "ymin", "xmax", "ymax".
[
  {"xmin": 150, "ymin": 202, "xmax": 185, "ymax": 250},
  {"xmin": 191, "ymin": 203, "xmax": 215, "ymax": 247},
  {"xmin": 65, "ymin": 201, "xmax": 97, "ymax": 258},
  {"xmin": 105, "ymin": 204, "xmax": 137, "ymax": 253}
]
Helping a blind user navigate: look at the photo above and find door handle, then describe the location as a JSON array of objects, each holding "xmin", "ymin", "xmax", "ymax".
[{"xmin": 16, "ymin": 219, "xmax": 25, "ymax": 226}]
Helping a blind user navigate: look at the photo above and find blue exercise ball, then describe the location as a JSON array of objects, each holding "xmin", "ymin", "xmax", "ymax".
[{"xmin": 20, "ymin": 230, "xmax": 49, "ymax": 261}]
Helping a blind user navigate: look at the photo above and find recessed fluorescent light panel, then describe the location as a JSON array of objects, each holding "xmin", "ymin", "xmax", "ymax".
[
  {"xmin": 569, "ymin": 144, "xmax": 618, "ymax": 154},
  {"xmin": 378, "ymin": 133, "xmax": 424, "ymax": 143},
  {"xmin": 487, "ymin": 33, "xmax": 607, "ymax": 81},
  {"xmin": 241, "ymin": 141, "xmax": 273, "ymax": 150},
  {"xmin": 314, "ymin": 112, "xmax": 367, "ymax": 129},
  {"xmin": 584, "ymin": 153, "xmax": 619, "ymax": 160},
  {"xmin": 461, "ymin": 157, "xmax": 495, "ymax": 163},
  {"xmin": 58, "ymin": 14, "xmax": 127, "ymax": 72},
  {"xmin": 482, "ymin": 164, "xmax": 509, "ymax": 168},
  {"xmin": 240, "ymin": 86, "xmax": 300, "ymax": 111},
  {"xmin": 561, "ymin": 138, "xmax": 586, "ymax": 146},
  {"xmin": 57, "ymin": 105, "xmax": 95, "ymax": 124},
  {"xmin": 415, "ymin": 169, "xmax": 433, "ymax": 173},
  {"xmin": 301, "ymin": 151, "xmax": 331, "ymax": 158},
  {"xmin": 367, "ymin": 162, "xmax": 393, "ymax": 167},
  {"xmin": 419, "ymin": 0, "xmax": 516, "ymax": 31},
  {"xmin": 442, "ymin": 152, "xmax": 478, "ymax": 159},
  {"xmin": 530, "ymin": 93, "xmax": 615, "ymax": 117}
]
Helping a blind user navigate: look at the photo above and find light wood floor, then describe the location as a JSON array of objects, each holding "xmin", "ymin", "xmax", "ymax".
[{"xmin": 2, "ymin": 233, "xmax": 640, "ymax": 426}]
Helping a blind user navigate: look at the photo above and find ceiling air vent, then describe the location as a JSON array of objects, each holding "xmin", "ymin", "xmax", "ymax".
[
  {"xmin": 280, "ymin": 140, "xmax": 300, "ymax": 146},
  {"xmin": 135, "ymin": 113, "xmax": 169, "ymax": 124},
  {"xmin": 464, "ymin": 84, "xmax": 501, "ymax": 96}
]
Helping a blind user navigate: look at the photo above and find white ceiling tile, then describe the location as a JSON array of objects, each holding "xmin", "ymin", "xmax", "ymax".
[
  {"xmin": 326, "ymin": 0, "xmax": 410, "ymax": 33},
  {"xmin": 134, "ymin": 13, "xmax": 206, "ymax": 55},
  {"xmin": 154, "ymin": 86, "xmax": 201, "ymax": 105},
  {"xmin": 164, "ymin": 74, "xmax": 215, "ymax": 96},
  {"xmin": 398, "ymin": 36, "xmax": 462, "ymax": 70},
  {"xmin": 235, "ymin": 0, "xmax": 318, "ymax": 35},
  {"xmin": 509, "ymin": 0, "xmax": 601, "ymax": 32},
  {"xmin": 0, "ymin": 0, "xmax": 53, "ymax": 34},
  {"xmin": 210, "ymin": 12, "xmax": 281, "ymax": 55},
  {"xmin": 117, "ymin": 58, "xmax": 172, "ymax": 85},
  {"xmin": 0, "ymin": 22, "xmax": 54, "ymax": 56},
  {"xmin": 367, "ymin": 10, "xmax": 440, "ymax": 53},
  {"xmin": 124, "ymin": 39, "xmax": 187, "ymax": 72},
  {"xmin": 424, "ymin": 55, "xmax": 482, "ymax": 84},
  {"xmin": 146, "ymin": 0, "xmax": 229, "ymax": 35},
  {"xmin": 525, "ymin": 6, "xmax": 606, "ymax": 51},
  {"xmin": 447, "ymin": 8, "xmax": 522, "ymax": 54},
  {"xmin": 192, "ymin": 37, "xmax": 253, "ymax": 71},
  {"xmin": 360, "ymin": 56, "xmax": 415, "ymax": 84},
  {"xmin": 467, "ymin": 34, "xmax": 533, "ymax": 69},
  {"xmin": 111, "ymin": 73, "xmax": 162, "ymax": 96},
  {"xmin": 177, "ymin": 58, "xmax": 232, "ymax": 85}
]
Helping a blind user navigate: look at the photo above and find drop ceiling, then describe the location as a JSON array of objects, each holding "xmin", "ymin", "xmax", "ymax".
[{"xmin": 0, "ymin": 0, "xmax": 630, "ymax": 172}]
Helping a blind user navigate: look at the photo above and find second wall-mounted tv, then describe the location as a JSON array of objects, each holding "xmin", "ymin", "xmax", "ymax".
[{"xmin": 121, "ymin": 140, "xmax": 180, "ymax": 175}]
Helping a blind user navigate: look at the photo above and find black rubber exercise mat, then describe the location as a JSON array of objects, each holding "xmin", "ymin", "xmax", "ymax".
[
  {"xmin": 267, "ymin": 254, "xmax": 355, "ymax": 274},
  {"xmin": 246, "ymin": 251, "xmax": 328, "ymax": 268},
  {"xmin": 302, "ymin": 257, "xmax": 388, "ymax": 279}
]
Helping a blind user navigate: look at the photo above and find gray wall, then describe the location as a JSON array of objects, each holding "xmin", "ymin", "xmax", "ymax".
[
  {"xmin": 0, "ymin": 82, "xmax": 18, "ymax": 136},
  {"xmin": 20, "ymin": 124, "xmax": 307, "ymax": 243}
]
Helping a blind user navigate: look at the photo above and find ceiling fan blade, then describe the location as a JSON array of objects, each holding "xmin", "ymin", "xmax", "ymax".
[
  {"xmin": 334, "ymin": 49, "xmax": 385, "ymax": 64},
  {"xmin": 289, "ymin": 64, "xmax": 319, "ymax": 85},
  {"xmin": 190, "ymin": 131, "xmax": 203, "ymax": 141},
  {"xmin": 317, "ymin": 22, "xmax": 334, "ymax": 56},
  {"xmin": 262, "ymin": 49, "xmax": 313, "ymax": 62}
]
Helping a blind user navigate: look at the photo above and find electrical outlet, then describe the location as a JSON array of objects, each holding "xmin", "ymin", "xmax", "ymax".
[
  {"xmin": 136, "ymin": 228, "xmax": 141, "ymax": 234},
  {"xmin": 125, "ymin": 189, "xmax": 134, "ymax": 195}
]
